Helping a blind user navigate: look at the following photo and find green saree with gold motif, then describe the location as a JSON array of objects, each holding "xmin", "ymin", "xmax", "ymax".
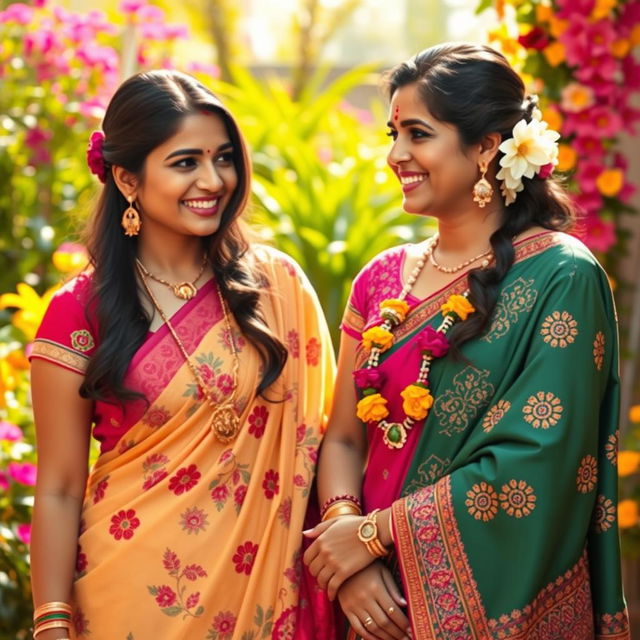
[{"xmin": 341, "ymin": 232, "xmax": 629, "ymax": 639}]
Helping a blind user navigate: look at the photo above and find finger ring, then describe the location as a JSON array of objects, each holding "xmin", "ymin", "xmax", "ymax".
[
  {"xmin": 364, "ymin": 616, "xmax": 373, "ymax": 626},
  {"xmin": 388, "ymin": 606, "xmax": 395, "ymax": 614}
]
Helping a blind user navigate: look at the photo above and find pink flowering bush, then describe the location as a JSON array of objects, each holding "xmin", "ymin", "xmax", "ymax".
[{"xmin": 482, "ymin": 0, "xmax": 640, "ymax": 264}]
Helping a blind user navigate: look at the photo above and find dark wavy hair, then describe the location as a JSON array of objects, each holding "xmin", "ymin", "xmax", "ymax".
[
  {"xmin": 81, "ymin": 70, "xmax": 287, "ymax": 404},
  {"xmin": 384, "ymin": 43, "xmax": 576, "ymax": 350}
]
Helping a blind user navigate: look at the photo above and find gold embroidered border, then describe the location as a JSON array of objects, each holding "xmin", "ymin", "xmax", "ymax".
[
  {"xmin": 31, "ymin": 339, "xmax": 89, "ymax": 374},
  {"xmin": 595, "ymin": 609, "xmax": 630, "ymax": 639}
]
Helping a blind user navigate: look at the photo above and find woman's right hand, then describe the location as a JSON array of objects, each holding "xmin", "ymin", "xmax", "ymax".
[{"xmin": 338, "ymin": 561, "xmax": 412, "ymax": 640}]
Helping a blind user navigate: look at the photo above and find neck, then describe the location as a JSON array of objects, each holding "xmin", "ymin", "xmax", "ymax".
[
  {"xmin": 137, "ymin": 229, "xmax": 207, "ymax": 279},
  {"xmin": 434, "ymin": 207, "xmax": 502, "ymax": 257}
]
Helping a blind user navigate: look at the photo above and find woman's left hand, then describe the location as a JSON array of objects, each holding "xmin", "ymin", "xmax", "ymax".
[{"xmin": 303, "ymin": 515, "xmax": 377, "ymax": 600}]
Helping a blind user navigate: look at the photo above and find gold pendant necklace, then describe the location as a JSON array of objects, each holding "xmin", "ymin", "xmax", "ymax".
[
  {"xmin": 136, "ymin": 254, "xmax": 208, "ymax": 300},
  {"xmin": 136, "ymin": 264, "xmax": 241, "ymax": 444},
  {"xmin": 428, "ymin": 234, "xmax": 493, "ymax": 274}
]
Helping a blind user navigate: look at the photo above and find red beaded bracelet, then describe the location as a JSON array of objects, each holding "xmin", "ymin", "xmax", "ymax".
[{"xmin": 320, "ymin": 494, "xmax": 362, "ymax": 518}]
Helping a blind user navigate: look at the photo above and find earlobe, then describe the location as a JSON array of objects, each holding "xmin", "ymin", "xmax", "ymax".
[
  {"xmin": 478, "ymin": 132, "xmax": 502, "ymax": 165},
  {"xmin": 111, "ymin": 165, "xmax": 138, "ymax": 201}
]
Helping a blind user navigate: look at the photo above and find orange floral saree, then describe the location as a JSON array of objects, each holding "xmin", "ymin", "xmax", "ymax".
[{"xmin": 31, "ymin": 246, "xmax": 335, "ymax": 639}]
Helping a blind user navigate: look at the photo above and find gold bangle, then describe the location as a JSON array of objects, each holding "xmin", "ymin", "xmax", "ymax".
[
  {"xmin": 34, "ymin": 602, "xmax": 72, "ymax": 618},
  {"xmin": 33, "ymin": 620, "xmax": 72, "ymax": 637},
  {"xmin": 321, "ymin": 503, "xmax": 362, "ymax": 521}
]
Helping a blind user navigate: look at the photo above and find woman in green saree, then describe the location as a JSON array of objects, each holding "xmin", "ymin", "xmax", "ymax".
[{"xmin": 302, "ymin": 43, "xmax": 630, "ymax": 640}]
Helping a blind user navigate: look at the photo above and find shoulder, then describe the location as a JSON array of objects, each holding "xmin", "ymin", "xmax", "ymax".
[
  {"xmin": 249, "ymin": 243, "xmax": 307, "ymax": 283},
  {"xmin": 45, "ymin": 271, "xmax": 95, "ymax": 314},
  {"xmin": 353, "ymin": 243, "xmax": 411, "ymax": 286}
]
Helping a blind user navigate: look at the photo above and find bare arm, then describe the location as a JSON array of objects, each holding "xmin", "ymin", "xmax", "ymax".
[
  {"xmin": 316, "ymin": 331, "xmax": 367, "ymax": 506},
  {"xmin": 30, "ymin": 360, "xmax": 92, "ymax": 639}
]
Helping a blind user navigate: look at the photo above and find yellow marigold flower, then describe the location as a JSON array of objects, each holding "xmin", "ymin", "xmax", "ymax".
[
  {"xmin": 629, "ymin": 404, "xmax": 640, "ymax": 423},
  {"xmin": 591, "ymin": 0, "xmax": 616, "ymax": 20},
  {"xmin": 557, "ymin": 144, "xmax": 577, "ymax": 172},
  {"xmin": 611, "ymin": 38, "xmax": 630, "ymax": 58},
  {"xmin": 596, "ymin": 168, "xmax": 624, "ymax": 197},
  {"xmin": 549, "ymin": 16, "xmax": 569, "ymax": 38},
  {"xmin": 0, "ymin": 283, "xmax": 60, "ymax": 341},
  {"xmin": 618, "ymin": 451, "xmax": 640, "ymax": 477},
  {"xmin": 356, "ymin": 393, "xmax": 389, "ymax": 423},
  {"xmin": 541, "ymin": 106, "xmax": 563, "ymax": 133},
  {"xmin": 441, "ymin": 294, "xmax": 475, "ymax": 321},
  {"xmin": 543, "ymin": 41, "xmax": 566, "ymax": 67},
  {"xmin": 380, "ymin": 298, "xmax": 410, "ymax": 321},
  {"xmin": 6, "ymin": 350, "xmax": 29, "ymax": 371},
  {"xmin": 618, "ymin": 499, "xmax": 639, "ymax": 529},
  {"xmin": 401, "ymin": 384, "xmax": 434, "ymax": 421},
  {"xmin": 362, "ymin": 326, "xmax": 394, "ymax": 352}
]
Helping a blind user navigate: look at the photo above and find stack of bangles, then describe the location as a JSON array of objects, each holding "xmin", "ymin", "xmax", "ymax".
[
  {"xmin": 320, "ymin": 494, "xmax": 362, "ymax": 521},
  {"xmin": 33, "ymin": 602, "xmax": 72, "ymax": 638}
]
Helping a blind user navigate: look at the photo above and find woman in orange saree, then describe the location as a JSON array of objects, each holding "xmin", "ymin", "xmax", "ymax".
[{"xmin": 29, "ymin": 70, "xmax": 335, "ymax": 640}]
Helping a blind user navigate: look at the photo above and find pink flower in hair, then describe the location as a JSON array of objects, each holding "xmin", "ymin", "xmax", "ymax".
[
  {"xmin": 87, "ymin": 130, "xmax": 107, "ymax": 183},
  {"xmin": 538, "ymin": 163, "xmax": 554, "ymax": 179}
]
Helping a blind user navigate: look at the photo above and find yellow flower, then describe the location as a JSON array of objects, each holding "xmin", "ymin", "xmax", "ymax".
[
  {"xmin": 400, "ymin": 384, "xmax": 434, "ymax": 421},
  {"xmin": 356, "ymin": 393, "xmax": 389, "ymax": 423},
  {"xmin": 543, "ymin": 41, "xmax": 566, "ymax": 67},
  {"xmin": 618, "ymin": 499, "xmax": 639, "ymax": 529},
  {"xmin": 561, "ymin": 82, "xmax": 595, "ymax": 113},
  {"xmin": 611, "ymin": 38, "xmax": 630, "ymax": 58},
  {"xmin": 629, "ymin": 404, "xmax": 640, "ymax": 423},
  {"xmin": 596, "ymin": 169, "xmax": 624, "ymax": 198},
  {"xmin": 362, "ymin": 326, "xmax": 394, "ymax": 352},
  {"xmin": 535, "ymin": 3, "xmax": 553, "ymax": 22},
  {"xmin": 6, "ymin": 350, "xmax": 29, "ymax": 371},
  {"xmin": 380, "ymin": 298, "xmax": 410, "ymax": 322},
  {"xmin": 557, "ymin": 144, "xmax": 577, "ymax": 172},
  {"xmin": 618, "ymin": 451, "xmax": 640, "ymax": 477},
  {"xmin": 591, "ymin": 0, "xmax": 616, "ymax": 20},
  {"xmin": 0, "ymin": 283, "xmax": 60, "ymax": 341},
  {"xmin": 52, "ymin": 243, "xmax": 88, "ymax": 274},
  {"xmin": 441, "ymin": 294, "xmax": 475, "ymax": 321}
]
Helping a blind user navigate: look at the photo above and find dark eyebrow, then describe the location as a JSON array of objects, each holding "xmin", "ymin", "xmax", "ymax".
[
  {"xmin": 164, "ymin": 142, "xmax": 233, "ymax": 161},
  {"xmin": 386, "ymin": 118, "xmax": 435, "ymax": 132}
]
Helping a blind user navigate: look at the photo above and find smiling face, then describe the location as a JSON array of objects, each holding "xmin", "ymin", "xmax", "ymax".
[
  {"xmin": 386, "ymin": 83, "xmax": 481, "ymax": 218},
  {"xmin": 133, "ymin": 111, "xmax": 238, "ymax": 240}
]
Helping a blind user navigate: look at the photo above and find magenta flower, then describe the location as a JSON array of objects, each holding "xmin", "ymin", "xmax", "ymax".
[
  {"xmin": 16, "ymin": 523, "xmax": 31, "ymax": 545},
  {"xmin": 560, "ymin": 16, "xmax": 616, "ymax": 66},
  {"xmin": 0, "ymin": 471, "xmax": 9, "ymax": 492},
  {"xmin": 574, "ymin": 54, "xmax": 617, "ymax": 88},
  {"xmin": 581, "ymin": 215, "xmax": 616, "ymax": 253},
  {"xmin": 0, "ymin": 421, "xmax": 23, "ymax": 442},
  {"xmin": 575, "ymin": 162, "xmax": 605, "ymax": 195},
  {"xmin": 8, "ymin": 462, "xmax": 37, "ymax": 486},
  {"xmin": 87, "ymin": 130, "xmax": 106, "ymax": 182},
  {"xmin": 0, "ymin": 3, "xmax": 35, "ymax": 25},
  {"xmin": 155, "ymin": 585, "xmax": 177, "ymax": 608},
  {"xmin": 232, "ymin": 541, "xmax": 258, "ymax": 575},
  {"xmin": 538, "ymin": 163, "xmax": 554, "ymax": 179},
  {"xmin": 417, "ymin": 326, "xmax": 449, "ymax": 358},
  {"xmin": 572, "ymin": 136, "xmax": 606, "ymax": 161},
  {"xmin": 572, "ymin": 192, "xmax": 604, "ymax": 217},
  {"xmin": 555, "ymin": 0, "xmax": 595, "ymax": 17},
  {"xmin": 353, "ymin": 368, "xmax": 386, "ymax": 389},
  {"xmin": 563, "ymin": 106, "xmax": 623, "ymax": 139}
]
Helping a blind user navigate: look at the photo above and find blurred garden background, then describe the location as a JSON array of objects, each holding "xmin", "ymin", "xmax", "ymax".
[{"xmin": 0, "ymin": 0, "xmax": 639, "ymax": 637}]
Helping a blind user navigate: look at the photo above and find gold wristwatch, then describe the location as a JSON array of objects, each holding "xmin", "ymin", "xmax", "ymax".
[{"xmin": 357, "ymin": 508, "xmax": 389, "ymax": 557}]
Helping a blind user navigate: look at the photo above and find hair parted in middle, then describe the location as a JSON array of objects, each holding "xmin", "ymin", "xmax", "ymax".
[
  {"xmin": 384, "ymin": 42, "xmax": 576, "ymax": 353},
  {"xmin": 82, "ymin": 69, "xmax": 287, "ymax": 404}
]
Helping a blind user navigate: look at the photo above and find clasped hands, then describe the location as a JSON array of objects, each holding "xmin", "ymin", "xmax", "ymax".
[{"xmin": 303, "ymin": 516, "xmax": 412, "ymax": 640}]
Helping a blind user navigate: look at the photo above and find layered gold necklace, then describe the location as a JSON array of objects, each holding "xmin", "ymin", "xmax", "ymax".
[
  {"xmin": 136, "ymin": 255, "xmax": 208, "ymax": 300},
  {"xmin": 136, "ymin": 263, "xmax": 241, "ymax": 444}
]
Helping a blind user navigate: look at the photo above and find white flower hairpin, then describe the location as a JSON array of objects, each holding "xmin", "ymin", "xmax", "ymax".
[{"xmin": 496, "ymin": 107, "xmax": 560, "ymax": 205}]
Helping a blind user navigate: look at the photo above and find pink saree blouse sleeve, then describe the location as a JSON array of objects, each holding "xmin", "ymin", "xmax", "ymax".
[
  {"xmin": 30, "ymin": 272, "xmax": 97, "ymax": 375},
  {"xmin": 340, "ymin": 245, "xmax": 409, "ymax": 340}
]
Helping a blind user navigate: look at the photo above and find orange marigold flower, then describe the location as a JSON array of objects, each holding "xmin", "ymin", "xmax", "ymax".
[
  {"xmin": 618, "ymin": 451, "xmax": 640, "ymax": 477},
  {"xmin": 441, "ymin": 294, "xmax": 475, "ymax": 321},
  {"xmin": 543, "ymin": 41, "xmax": 566, "ymax": 67},
  {"xmin": 356, "ymin": 393, "xmax": 389, "ymax": 423},
  {"xmin": 618, "ymin": 500, "xmax": 639, "ymax": 529},
  {"xmin": 596, "ymin": 169, "xmax": 624, "ymax": 197},
  {"xmin": 362, "ymin": 326, "xmax": 394, "ymax": 353},
  {"xmin": 400, "ymin": 384, "xmax": 434, "ymax": 421},
  {"xmin": 629, "ymin": 405, "xmax": 640, "ymax": 423}
]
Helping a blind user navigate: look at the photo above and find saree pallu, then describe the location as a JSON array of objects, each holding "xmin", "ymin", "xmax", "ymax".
[
  {"xmin": 342, "ymin": 232, "xmax": 629, "ymax": 640},
  {"xmin": 32, "ymin": 246, "xmax": 336, "ymax": 640}
]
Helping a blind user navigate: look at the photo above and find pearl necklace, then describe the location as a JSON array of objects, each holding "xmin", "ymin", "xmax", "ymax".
[
  {"xmin": 428, "ymin": 234, "xmax": 493, "ymax": 274},
  {"xmin": 354, "ymin": 236, "xmax": 479, "ymax": 449}
]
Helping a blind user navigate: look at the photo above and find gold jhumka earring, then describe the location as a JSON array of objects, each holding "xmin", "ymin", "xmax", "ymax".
[
  {"xmin": 121, "ymin": 196, "xmax": 141, "ymax": 237},
  {"xmin": 472, "ymin": 161, "xmax": 494, "ymax": 208}
]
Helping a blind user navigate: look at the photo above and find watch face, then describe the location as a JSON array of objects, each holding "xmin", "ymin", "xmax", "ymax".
[{"xmin": 360, "ymin": 522, "xmax": 376, "ymax": 540}]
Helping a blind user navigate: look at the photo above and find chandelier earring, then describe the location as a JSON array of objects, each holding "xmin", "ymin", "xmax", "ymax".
[
  {"xmin": 121, "ymin": 195, "xmax": 141, "ymax": 237},
  {"xmin": 472, "ymin": 161, "xmax": 494, "ymax": 208}
]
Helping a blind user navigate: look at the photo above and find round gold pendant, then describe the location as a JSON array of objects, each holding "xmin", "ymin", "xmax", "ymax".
[
  {"xmin": 174, "ymin": 282, "xmax": 197, "ymax": 300},
  {"xmin": 211, "ymin": 406, "xmax": 240, "ymax": 444}
]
